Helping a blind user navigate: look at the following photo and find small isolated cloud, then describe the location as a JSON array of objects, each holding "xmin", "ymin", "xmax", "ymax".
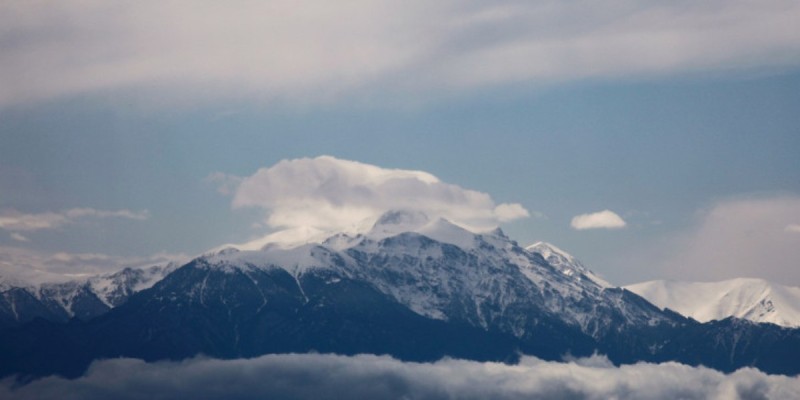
[
  {"xmin": 571, "ymin": 210, "xmax": 627, "ymax": 230},
  {"xmin": 1, "ymin": 353, "xmax": 799, "ymax": 400},
  {"xmin": 0, "ymin": 208, "xmax": 149, "ymax": 234},
  {"xmin": 786, "ymin": 224, "xmax": 800, "ymax": 233},
  {"xmin": 217, "ymin": 156, "xmax": 530, "ymax": 233}
]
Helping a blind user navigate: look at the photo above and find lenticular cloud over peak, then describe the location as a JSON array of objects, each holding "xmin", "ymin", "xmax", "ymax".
[{"xmin": 222, "ymin": 156, "xmax": 529, "ymax": 235}]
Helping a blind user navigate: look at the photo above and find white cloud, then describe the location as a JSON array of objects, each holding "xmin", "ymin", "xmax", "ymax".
[
  {"xmin": 1, "ymin": 1, "xmax": 799, "ymax": 107},
  {"xmin": 571, "ymin": 210, "xmax": 627, "ymax": 230},
  {"xmin": 786, "ymin": 224, "xmax": 800, "ymax": 233},
  {"xmin": 1, "ymin": 353, "xmax": 798, "ymax": 400},
  {"xmin": 619, "ymin": 196, "xmax": 800, "ymax": 285},
  {"xmin": 0, "ymin": 208, "xmax": 149, "ymax": 233},
  {"xmin": 219, "ymin": 156, "xmax": 529, "ymax": 234}
]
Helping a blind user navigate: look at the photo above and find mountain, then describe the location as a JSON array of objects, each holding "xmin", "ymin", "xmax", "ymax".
[
  {"xmin": 178, "ymin": 214, "xmax": 674, "ymax": 342},
  {"xmin": 625, "ymin": 278, "xmax": 800, "ymax": 328},
  {"xmin": 1, "ymin": 210, "xmax": 799, "ymax": 378},
  {"xmin": 0, "ymin": 264, "xmax": 175, "ymax": 329}
]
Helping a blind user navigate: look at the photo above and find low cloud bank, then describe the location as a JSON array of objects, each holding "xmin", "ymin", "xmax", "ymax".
[{"xmin": 2, "ymin": 353, "xmax": 798, "ymax": 400}]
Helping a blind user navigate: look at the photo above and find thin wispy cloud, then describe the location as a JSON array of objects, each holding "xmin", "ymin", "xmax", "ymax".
[
  {"xmin": 0, "ymin": 245, "xmax": 187, "ymax": 281},
  {"xmin": 2, "ymin": 353, "xmax": 798, "ymax": 400},
  {"xmin": 2, "ymin": 1, "xmax": 799, "ymax": 107},
  {"xmin": 571, "ymin": 210, "xmax": 627, "ymax": 230},
  {"xmin": 0, "ymin": 208, "xmax": 149, "ymax": 233},
  {"xmin": 216, "ymin": 156, "xmax": 529, "ymax": 236}
]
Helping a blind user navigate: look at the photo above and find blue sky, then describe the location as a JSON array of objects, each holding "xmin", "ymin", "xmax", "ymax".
[{"xmin": 1, "ymin": 1, "xmax": 799, "ymax": 285}]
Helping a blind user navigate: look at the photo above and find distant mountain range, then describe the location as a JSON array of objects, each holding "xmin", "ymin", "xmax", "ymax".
[
  {"xmin": 1, "ymin": 210, "xmax": 798, "ymax": 378},
  {"xmin": 0, "ymin": 264, "xmax": 174, "ymax": 329},
  {"xmin": 626, "ymin": 278, "xmax": 800, "ymax": 328}
]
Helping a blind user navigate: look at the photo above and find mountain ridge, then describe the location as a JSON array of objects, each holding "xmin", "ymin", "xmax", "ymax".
[
  {"xmin": 0, "ymin": 263, "xmax": 175, "ymax": 328},
  {"xmin": 1, "ymin": 211, "xmax": 799, "ymax": 378}
]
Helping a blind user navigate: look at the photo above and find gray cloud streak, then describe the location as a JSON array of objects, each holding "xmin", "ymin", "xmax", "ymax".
[
  {"xmin": 2, "ymin": 1, "xmax": 799, "ymax": 107},
  {"xmin": 0, "ymin": 246, "xmax": 187, "ymax": 281},
  {"xmin": 0, "ymin": 208, "xmax": 149, "ymax": 233},
  {"xmin": 1, "ymin": 353, "xmax": 798, "ymax": 400}
]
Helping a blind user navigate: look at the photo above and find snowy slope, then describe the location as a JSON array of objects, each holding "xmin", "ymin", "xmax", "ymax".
[
  {"xmin": 525, "ymin": 242, "xmax": 612, "ymax": 288},
  {"xmin": 87, "ymin": 263, "xmax": 178, "ymax": 307},
  {"xmin": 625, "ymin": 278, "xmax": 800, "ymax": 328}
]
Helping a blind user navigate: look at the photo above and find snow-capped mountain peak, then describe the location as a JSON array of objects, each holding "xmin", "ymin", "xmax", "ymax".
[
  {"xmin": 525, "ymin": 242, "xmax": 612, "ymax": 288},
  {"xmin": 367, "ymin": 210, "xmax": 518, "ymax": 251},
  {"xmin": 527, "ymin": 241, "xmax": 576, "ymax": 264},
  {"xmin": 625, "ymin": 278, "xmax": 800, "ymax": 328},
  {"xmin": 88, "ymin": 263, "xmax": 178, "ymax": 307}
]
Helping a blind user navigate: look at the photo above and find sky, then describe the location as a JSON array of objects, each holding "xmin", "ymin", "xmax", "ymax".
[{"xmin": 1, "ymin": 1, "xmax": 800, "ymax": 285}]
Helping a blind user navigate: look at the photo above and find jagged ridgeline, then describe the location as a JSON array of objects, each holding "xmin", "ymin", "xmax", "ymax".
[{"xmin": 1, "ymin": 210, "xmax": 799, "ymax": 378}]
